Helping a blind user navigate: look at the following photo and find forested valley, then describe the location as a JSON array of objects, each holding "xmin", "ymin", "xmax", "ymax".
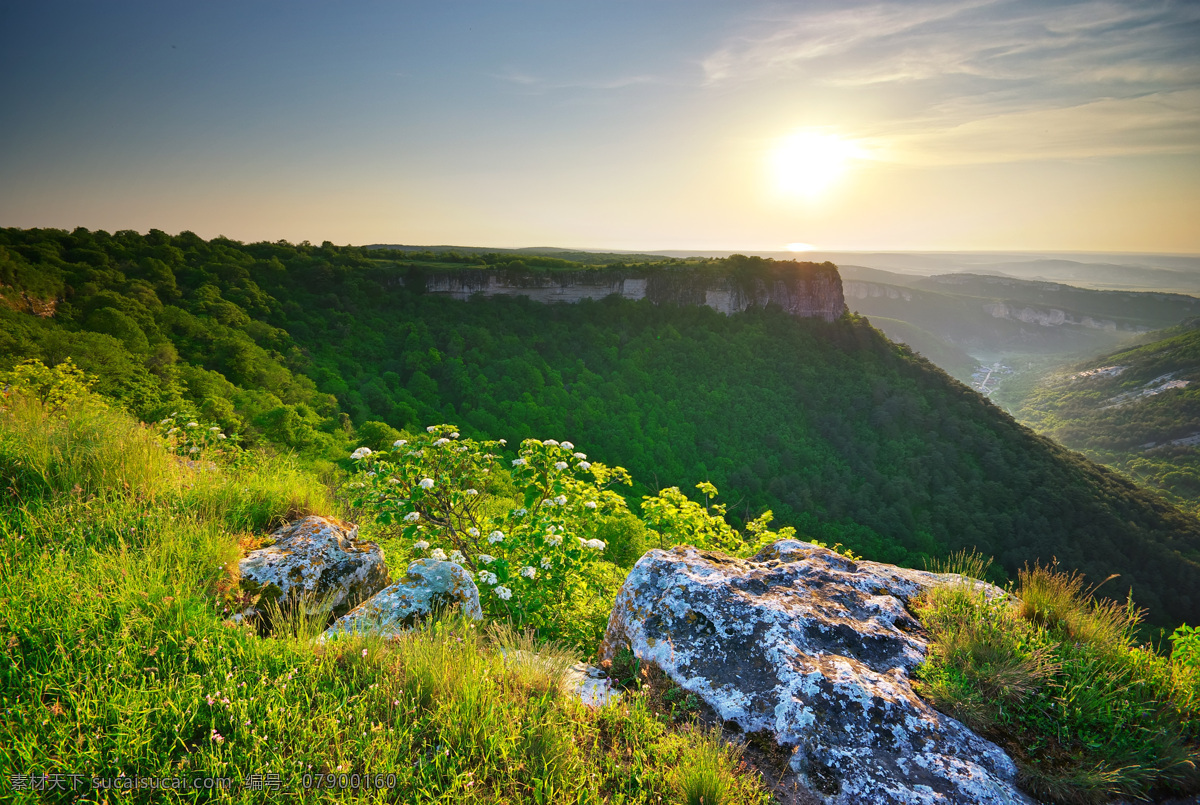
[{"xmin": 4, "ymin": 226, "xmax": 1200, "ymax": 626}]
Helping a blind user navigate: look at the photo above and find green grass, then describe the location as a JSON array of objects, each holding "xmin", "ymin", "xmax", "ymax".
[
  {"xmin": 913, "ymin": 557, "xmax": 1200, "ymax": 804},
  {"xmin": 0, "ymin": 387, "xmax": 769, "ymax": 803}
]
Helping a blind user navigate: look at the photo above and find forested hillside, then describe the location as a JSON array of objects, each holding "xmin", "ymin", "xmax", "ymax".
[
  {"xmin": 4, "ymin": 227, "xmax": 1200, "ymax": 625},
  {"xmin": 1018, "ymin": 321, "xmax": 1200, "ymax": 517}
]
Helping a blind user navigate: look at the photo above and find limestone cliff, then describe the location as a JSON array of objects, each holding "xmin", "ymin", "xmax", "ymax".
[{"xmin": 414, "ymin": 262, "xmax": 846, "ymax": 322}]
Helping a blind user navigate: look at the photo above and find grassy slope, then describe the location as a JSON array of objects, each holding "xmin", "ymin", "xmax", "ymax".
[
  {"xmin": 0, "ymin": 389, "xmax": 767, "ymax": 804},
  {"xmin": 1018, "ymin": 322, "xmax": 1200, "ymax": 516}
]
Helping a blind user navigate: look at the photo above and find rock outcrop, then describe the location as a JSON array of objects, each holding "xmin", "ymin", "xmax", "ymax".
[
  {"xmin": 416, "ymin": 263, "xmax": 846, "ymax": 322},
  {"xmin": 599, "ymin": 540, "xmax": 1034, "ymax": 805},
  {"xmin": 320, "ymin": 558, "xmax": 482, "ymax": 642},
  {"xmin": 238, "ymin": 516, "xmax": 388, "ymax": 619}
]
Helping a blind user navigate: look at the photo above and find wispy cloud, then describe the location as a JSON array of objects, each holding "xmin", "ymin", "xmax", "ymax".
[
  {"xmin": 492, "ymin": 70, "xmax": 660, "ymax": 94},
  {"xmin": 703, "ymin": 0, "xmax": 1200, "ymax": 163}
]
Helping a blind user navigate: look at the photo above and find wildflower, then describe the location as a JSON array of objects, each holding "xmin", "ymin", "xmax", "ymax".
[
  {"xmin": 351, "ymin": 447, "xmax": 372, "ymax": 460},
  {"xmin": 167, "ymin": 427, "xmax": 178, "ymax": 434},
  {"xmin": 186, "ymin": 422, "xmax": 199, "ymax": 428},
  {"xmin": 430, "ymin": 548, "xmax": 448, "ymax": 561},
  {"xmin": 584, "ymin": 539, "xmax": 606, "ymax": 550},
  {"xmin": 520, "ymin": 566, "xmax": 536, "ymax": 579},
  {"xmin": 573, "ymin": 452, "xmax": 587, "ymax": 460},
  {"xmin": 555, "ymin": 495, "xmax": 568, "ymax": 505},
  {"xmin": 433, "ymin": 438, "xmax": 449, "ymax": 447},
  {"xmin": 427, "ymin": 426, "xmax": 437, "ymax": 433},
  {"xmin": 413, "ymin": 540, "xmax": 430, "ymax": 550},
  {"xmin": 478, "ymin": 570, "xmax": 498, "ymax": 586},
  {"xmin": 540, "ymin": 557, "xmax": 552, "ymax": 569},
  {"xmin": 366, "ymin": 471, "xmax": 377, "ymax": 478},
  {"xmin": 467, "ymin": 527, "xmax": 480, "ymax": 537},
  {"xmin": 546, "ymin": 534, "xmax": 562, "ymax": 547},
  {"xmin": 498, "ymin": 439, "xmax": 507, "ymax": 445},
  {"xmin": 545, "ymin": 439, "xmax": 560, "ymax": 447},
  {"xmin": 494, "ymin": 586, "xmax": 513, "ymax": 601},
  {"xmin": 404, "ymin": 512, "xmax": 420, "ymax": 523},
  {"xmin": 579, "ymin": 461, "xmax": 591, "ymax": 471},
  {"xmin": 562, "ymin": 441, "xmax": 574, "ymax": 450},
  {"xmin": 513, "ymin": 508, "xmax": 527, "ymax": 517},
  {"xmin": 585, "ymin": 501, "xmax": 597, "ymax": 509},
  {"xmin": 393, "ymin": 439, "xmax": 407, "ymax": 447},
  {"xmin": 512, "ymin": 458, "xmax": 526, "ymax": 466},
  {"xmin": 211, "ymin": 729, "xmax": 225, "ymax": 744},
  {"xmin": 450, "ymin": 432, "xmax": 459, "ymax": 439},
  {"xmin": 160, "ymin": 418, "xmax": 170, "ymax": 424},
  {"xmin": 387, "ymin": 477, "xmax": 400, "ymax": 485},
  {"xmin": 464, "ymin": 488, "xmax": 479, "ymax": 496},
  {"xmin": 450, "ymin": 550, "xmax": 465, "ymax": 563},
  {"xmin": 478, "ymin": 554, "xmax": 496, "ymax": 564},
  {"xmin": 488, "ymin": 530, "xmax": 504, "ymax": 544},
  {"xmin": 217, "ymin": 433, "xmax": 227, "ymax": 440},
  {"xmin": 210, "ymin": 426, "xmax": 221, "ymax": 432},
  {"xmin": 348, "ymin": 481, "xmax": 365, "ymax": 489},
  {"xmin": 554, "ymin": 461, "xmax": 568, "ymax": 470},
  {"xmin": 362, "ymin": 649, "xmax": 368, "ymax": 658}
]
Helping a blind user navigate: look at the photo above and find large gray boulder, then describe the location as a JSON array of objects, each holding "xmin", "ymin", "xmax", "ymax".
[
  {"xmin": 238, "ymin": 516, "xmax": 388, "ymax": 619},
  {"xmin": 598, "ymin": 540, "xmax": 1035, "ymax": 805},
  {"xmin": 319, "ymin": 559, "xmax": 482, "ymax": 642}
]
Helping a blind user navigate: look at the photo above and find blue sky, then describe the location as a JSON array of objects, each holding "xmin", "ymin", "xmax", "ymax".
[{"xmin": 2, "ymin": 0, "xmax": 1197, "ymax": 251}]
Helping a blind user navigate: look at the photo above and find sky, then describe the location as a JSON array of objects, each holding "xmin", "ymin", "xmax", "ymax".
[{"xmin": 1, "ymin": 0, "xmax": 1198, "ymax": 253}]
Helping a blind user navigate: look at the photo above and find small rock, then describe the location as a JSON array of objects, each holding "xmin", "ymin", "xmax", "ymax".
[
  {"xmin": 599, "ymin": 540, "xmax": 1034, "ymax": 805},
  {"xmin": 563, "ymin": 663, "xmax": 621, "ymax": 707},
  {"xmin": 320, "ymin": 559, "xmax": 482, "ymax": 642},
  {"xmin": 238, "ymin": 516, "xmax": 388, "ymax": 620}
]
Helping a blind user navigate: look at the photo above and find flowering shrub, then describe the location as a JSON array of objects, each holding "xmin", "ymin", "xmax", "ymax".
[
  {"xmin": 156, "ymin": 412, "xmax": 240, "ymax": 460},
  {"xmin": 347, "ymin": 425, "xmax": 631, "ymax": 633}
]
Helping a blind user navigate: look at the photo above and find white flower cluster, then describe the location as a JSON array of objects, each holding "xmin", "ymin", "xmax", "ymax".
[
  {"xmin": 543, "ymin": 439, "xmax": 559, "ymax": 447},
  {"xmin": 584, "ymin": 501, "xmax": 597, "ymax": 509},
  {"xmin": 520, "ymin": 566, "xmax": 536, "ymax": 579},
  {"xmin": 578, "ymin": 538, "xmax": 606, "ymax": 551},
  {"xmin": 351, "ymin": 447, "xmax": 372, "ymax": 460},
  {"xmin": 512, "ymin": 458, "xmax": 526, "ymax": 466},
  {"xmin": 186, "ymin": 422, "xmax": 199, "ymax": 428},
  {"xmin": 450, "ymin": 550, "xmax": 465, "ymax": 563},
  {"xmin": 554, "ymin": 462, "xmax": 568, "ymax": 470},
  {"xmin": 513, "ymin": 508, "xmax": 527, "ymax": 517},
  {"xmin": 540, "ymin": 557, "xmax": 552, "ymax": 569},
  {"xmin": 450, "ymin": 432, "xmax": 460, "ymax": 439},
  {"xmin": 404, "ymin": 512, "xmax": 420, "ymax": 523},
  {"xmin": 430, "ymin": 548, "xmax": 448, "ymax": 561},
  {"xmin": 433, "ymin": 438, "xmax": 450, "ymax": 447},
  {"xmin": 387, "ymin": 477, "xmax": 400, "ymax": 485},
  {"xmin": 413, "ymin": 540, "xmax": 430, "ymax": 550},
  {"xmin": 545, "ymin": 533, "xmax": 562, "ymax": 547},
  {"xmin": 478, "ymin": 554, "xmax": 496, "ymax": 564},
  {"xmin": 419, "ymin": 478, "xmax": 435, "ymax": 489},
  {"xmin": 467, "ymin": 527, "xmax": 480, "ymax": 537},
  {"xmin": 427, "ymin": 426, "xmax": 437, "ymax": 433},
  {"xmin": 561, "ymin": 441, "xmax": 574, "ymax": 450},
  {"xmin": 393, "ymin": 439, "xmax": 407, "ymax": 447},
  {"xmin": 487, "ymin": 530, "xmax": 504, "ymax": 544},
  {"xmin": 494, "ymin": 586, "xmax": 512, "ymax": 600},
  {"xmin": 573, "ymin": 452, "xmax": 586, "ymax": 460},
  {"xmin": 579, "ymin": 462, "xmax": 591, "ymax": 471},
  {"xmin": 464, "ymin": 488, "xmax": 478, "ymax": 496},
  {"xmin": 209, "ymin": 426, "xmax": 220, "ymax": 432},
  {"xmin": 478, "ymin": 570, "xmax": 498, "ymax": 585}
]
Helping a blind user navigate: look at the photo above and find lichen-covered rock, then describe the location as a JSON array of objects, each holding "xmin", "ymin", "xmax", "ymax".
[
  {"xmin": 598, "ymin": 540, "xmax": 1035, "ymax": 805},
  {"xmin": 238, "ymin": 516, "xmax": 388, "ymax": 619},
  {"xmin": 319, "ymin": 559, "xmax": 482, "ymax": 642}
]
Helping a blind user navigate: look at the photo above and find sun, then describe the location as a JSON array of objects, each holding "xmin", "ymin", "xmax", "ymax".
[{"xmin": 771, "ymin": 131, "xmax": 858, "ymax": 199}]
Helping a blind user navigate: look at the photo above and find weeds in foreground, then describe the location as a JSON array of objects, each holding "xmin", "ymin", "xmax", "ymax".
[
  {"xmin": 0, "ymin": 386, "xmax": 769, "ymax": 803},
  {"xmin": 914, "ymin": 556, "xmax": 1200, "ymax": 804}
]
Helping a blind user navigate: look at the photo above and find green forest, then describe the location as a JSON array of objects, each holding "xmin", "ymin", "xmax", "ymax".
[
  {"xmin": 1018, "ymin": 321, "xmax": 1200, "ymax": 516},
  {"xmin": 4, "ymin": 226, "xmax": 1200, "ymax": 626}
]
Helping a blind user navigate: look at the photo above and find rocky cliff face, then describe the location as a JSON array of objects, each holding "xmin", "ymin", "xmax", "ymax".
[{"xmin": 417, "ymin": 263, "xmax": 846, "ymax": 322}]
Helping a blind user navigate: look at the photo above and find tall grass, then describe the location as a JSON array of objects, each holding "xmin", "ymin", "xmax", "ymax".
[
  {"xmin": 914, "ymin": 556, "xmax": 1200, "ymax": 804},
  {"xmin": 0, "ymin": 386, "xmax": 770, "ymax": 804}
]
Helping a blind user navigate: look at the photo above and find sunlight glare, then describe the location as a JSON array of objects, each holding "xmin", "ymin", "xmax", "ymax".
[
  {"xmin": 772, "ymin": 131, "xmax": 859, "ymax": 199},
  {"xmin": 786, "ymin": 242, "xmax": 815, "ymax": 252}
]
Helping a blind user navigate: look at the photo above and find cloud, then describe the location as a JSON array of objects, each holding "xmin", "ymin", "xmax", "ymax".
[
  {"xmin": 703, "ymin": 0, "xmax": 1200, "ymax": 163},
  {"xmin": 492, "ymin": 70, "xmax": 660, "ymax": 94}
]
